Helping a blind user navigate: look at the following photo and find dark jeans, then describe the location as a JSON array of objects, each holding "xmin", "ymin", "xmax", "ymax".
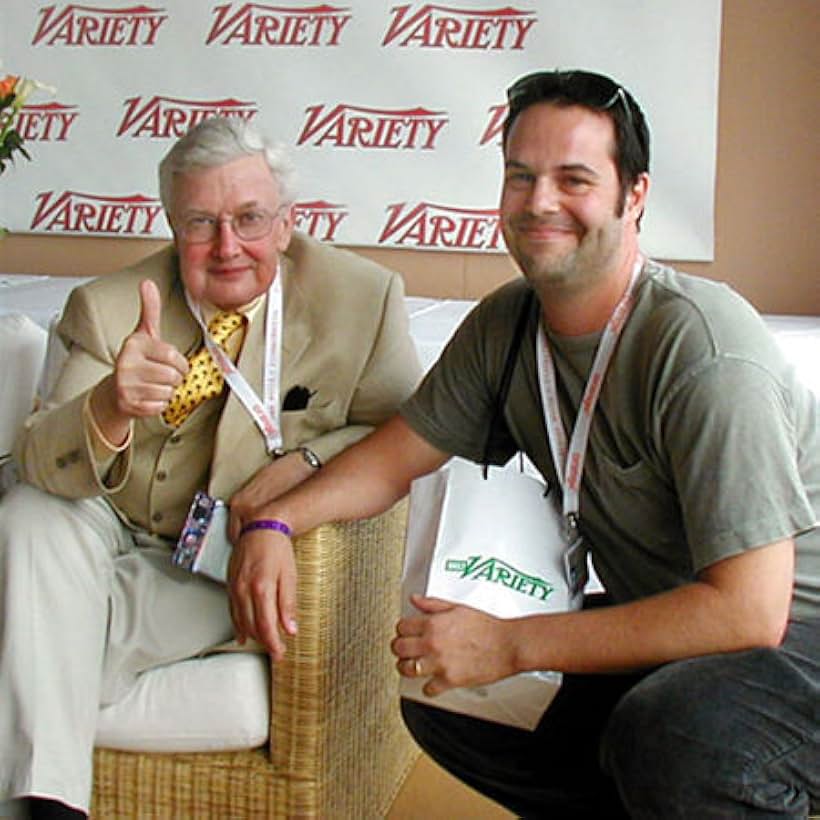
[{"xmin": 401, "ymin": 618, "xmax": 819, "ymax": 819}]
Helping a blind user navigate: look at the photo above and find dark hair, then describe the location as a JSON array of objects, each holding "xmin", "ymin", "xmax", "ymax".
[{"xmin": 503, "ymin": 70, "xmax": 650, "ymax": 207}]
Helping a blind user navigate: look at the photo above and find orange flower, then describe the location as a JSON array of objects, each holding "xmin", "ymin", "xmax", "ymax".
[
  {"xmin": 0, "ymin": 64, "xmax": 55, "ymax": 175},
  {"xmin": 0, "ymin": 75, "xmax": 19, "ymax": 98}
]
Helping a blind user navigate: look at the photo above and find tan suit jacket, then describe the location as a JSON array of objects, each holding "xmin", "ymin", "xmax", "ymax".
[{"xmin": 14, "ymin": 232, "xmax": 420, "ymax": 537}]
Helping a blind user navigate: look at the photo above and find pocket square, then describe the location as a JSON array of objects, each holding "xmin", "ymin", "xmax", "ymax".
[{"xmin": 282, "ymin": 385, "xmax": 315, "ymax": 412}]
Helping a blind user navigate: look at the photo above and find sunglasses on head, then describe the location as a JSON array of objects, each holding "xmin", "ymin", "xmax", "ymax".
[{"xmin": 506, "ymin": 70, "xmax": 635, "ymax": 131}]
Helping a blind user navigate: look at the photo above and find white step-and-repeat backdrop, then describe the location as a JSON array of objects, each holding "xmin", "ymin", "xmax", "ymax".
[{"xmin": 0, "ymin": 1, "xmax": 721, "ymax": 259}]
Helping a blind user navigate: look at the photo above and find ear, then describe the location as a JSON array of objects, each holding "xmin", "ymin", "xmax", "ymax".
[
  {"xmin": 625, "ymin": 172, "xmax": 650, "ymax": 226},
  {"xmin": 275, "ymin": 204, "xmax": 296, "ymax": 252}
]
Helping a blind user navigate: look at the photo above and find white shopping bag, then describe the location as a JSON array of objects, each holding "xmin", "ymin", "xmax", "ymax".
[{"xmin": 400, "ymin": 456, "xmax": 579, "ymax": 730}]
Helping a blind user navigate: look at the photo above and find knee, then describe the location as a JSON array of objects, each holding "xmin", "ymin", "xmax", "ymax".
[
  {"xmin": 601, "ymin": 660, "xmax": 734, "ymax": 816},
  {"xmin": 0, "ymin": 484, "xmax": 113, "ymax": 575},
  {"xmin": 399, "ymin": 698, "xmax": 495, "ymax": 777},
  {"xmin": 0, "ymin": 484, "xmax": 41, "ymax": 551},
  {"xmin": 400, "ymin": 697, "xmax": 440, "ymax": 754},
  {"xmin": 599, "ymin": 653, "xmax": 815, "ymax": 818},
  {"xmin": 601, "ymin": 664, "xmax": 686, "ymax": 782}
]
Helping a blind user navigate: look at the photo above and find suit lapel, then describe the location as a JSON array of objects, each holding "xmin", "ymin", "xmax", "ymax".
[{"xmin": 281, "ymin": 252, "xmax": 312, "ymax": 377}]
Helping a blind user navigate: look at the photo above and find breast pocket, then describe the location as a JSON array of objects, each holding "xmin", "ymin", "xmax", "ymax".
[
  {"xmin": 592, "ymin": 452, "xmax": 684, "ymax": 555},
  {"xmin": 281, "ymin": 395, "xmax": 340, "ymax": 443}
]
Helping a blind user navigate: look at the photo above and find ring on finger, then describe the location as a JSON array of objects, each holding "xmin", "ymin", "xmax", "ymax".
[{"xmin": 413, "ymin": 658, "xmax": 423, "ymax": 677}]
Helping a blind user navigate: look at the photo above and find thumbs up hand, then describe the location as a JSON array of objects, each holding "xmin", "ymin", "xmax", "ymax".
[
  {"xmin": 112, "ymin": 279, "xmax": 190, "ymax": 418},
  {"xmin": 88, "ymin": 280, "xmax": 189, "ymax": 448}
]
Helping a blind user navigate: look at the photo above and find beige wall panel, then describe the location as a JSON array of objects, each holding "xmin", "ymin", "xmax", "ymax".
[
  {"xmin": 0, "ymin": 234, "xmax": 169, "ymax": 278},
  {"xmin": 690, "ymin": 0, "xmax": 819, "ymax": 314},
  {"xmin": 463, "ymin": 252, "xmax": 518, "ymax": 300},
  {"xmin": 349, "ymin": 246, "xmax": 468, "ymax": 299}
]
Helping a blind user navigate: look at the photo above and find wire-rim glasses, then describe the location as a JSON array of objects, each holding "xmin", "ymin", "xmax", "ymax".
[{"xmin": 177, "ymin": 206, "xmax": 285, "ymax": 244}]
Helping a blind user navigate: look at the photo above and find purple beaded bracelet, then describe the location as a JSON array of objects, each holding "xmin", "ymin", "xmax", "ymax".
[{"xmin": 239, "ymin": 519, "xmax": 292, "ymax": 538}]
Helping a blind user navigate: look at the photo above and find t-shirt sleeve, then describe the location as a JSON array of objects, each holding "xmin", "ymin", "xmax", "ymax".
[
  {"xmin": 400, "ymin": 289, "xmax": 525, "ymax": 466},
  {"xmin": 661, "ymin": 355, "xmax": 816, "ymax": 571}
]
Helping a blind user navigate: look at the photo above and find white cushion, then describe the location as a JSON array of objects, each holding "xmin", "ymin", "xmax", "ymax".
[
  {"xmin": 765, "ymin": 316, "xmax": 820, "ymax": 397},
  {"xmin": 406, "ymin": 297, "xmax": 475, "ymax": 374},
  {"xmin": 0, "ymin": 314, "xmax": 47, "ymax": 456},
  {"xmin": 95, "ymin": 653, "xmax": 271, "ymax": 752}
]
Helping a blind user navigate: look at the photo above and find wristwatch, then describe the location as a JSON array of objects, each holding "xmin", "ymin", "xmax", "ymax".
[{"xmin": 298, "ymin": 446, "xmax": 322, "ymax": 470}]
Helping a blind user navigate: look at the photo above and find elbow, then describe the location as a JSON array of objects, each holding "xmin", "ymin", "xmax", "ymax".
[
  {"xmin": 758, "ymin": 611, "xmax": 790, "ymax": 648},
  {"xmin": 739, "ymin": 604, "xmax": 790, "ymax": 650},
  {"xmin": 755, "ymin": 580, "xmax": 793, "ymax": 649}
]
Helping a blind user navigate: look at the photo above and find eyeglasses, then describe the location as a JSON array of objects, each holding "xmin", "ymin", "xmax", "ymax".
[
  {"xmin": 506, "ymin": 70, "xmax": 635, "ymax": 131},
  {"xmin": 177, "ymin": 207, "xmax": 283, "ymax": 244}
]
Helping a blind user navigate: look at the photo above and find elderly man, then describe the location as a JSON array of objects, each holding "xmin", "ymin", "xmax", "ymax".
[
  {"xmin": 0, "ymin": 117, "xmax": 420, "ymax": 819},
  {"xmin": 227, "ymin": 70, "xmax": 819, "ymax": 817}
]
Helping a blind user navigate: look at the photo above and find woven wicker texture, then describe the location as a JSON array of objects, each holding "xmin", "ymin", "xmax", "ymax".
[{"xmin": 92, "ymin": 500, "xmax": 419, "ymax": 818}]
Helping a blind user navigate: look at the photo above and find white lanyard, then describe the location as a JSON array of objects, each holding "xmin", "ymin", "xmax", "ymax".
[
  {"xmin": 185, "ymin": 270, "xmax": 284, "ymax": 454},
  {"xmin": 536, "ymin": 259, "xmax": 642, "ymax": 535}
]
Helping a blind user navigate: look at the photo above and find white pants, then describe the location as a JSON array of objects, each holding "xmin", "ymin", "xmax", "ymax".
[{"xmin": 0, "ymin": 483, "xmax": 234, "ymax": 813}]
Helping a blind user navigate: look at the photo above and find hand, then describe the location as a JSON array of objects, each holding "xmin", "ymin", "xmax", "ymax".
[
  {"xmin": 228, "ymin": 452, "xmax": 316, "ymax": 542},
  {"xmin": 88, "ymin": 280, "xmax": 189, "ymax": 447},
  {"xmin": 391, "ymin": 595, "xmax": 519, "ymax": 697},
  {"xmin": 109, "ymin": 279, "xmax": 189, "ymax": 419},
  {"xmin": 227, "ymin": 526, "xmax": 298, "ymax": 660}
]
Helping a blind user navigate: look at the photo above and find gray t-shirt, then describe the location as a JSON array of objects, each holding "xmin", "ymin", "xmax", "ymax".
[{"xmin": 401, "ymin": 261, "xmax": 820, "ymax": 620}]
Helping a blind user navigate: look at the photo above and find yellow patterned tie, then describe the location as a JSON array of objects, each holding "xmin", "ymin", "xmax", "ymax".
[{"xmin": 163, "ymin": 311, "xmax": 245, "ymax": 427}]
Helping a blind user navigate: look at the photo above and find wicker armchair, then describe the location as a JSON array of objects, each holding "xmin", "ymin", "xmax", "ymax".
[{"xmin": 92, "ymin": 500, "xmax": 419, "ymax": 819}]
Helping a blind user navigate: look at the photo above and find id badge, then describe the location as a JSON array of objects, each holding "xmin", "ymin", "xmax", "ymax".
[
  {"xmin": 562, "ymin": 534, "xmax": 589, "ymax": 603},
  {"xmin": 172, "ymin": 490, "xmax": 232, "ymax": 584}
]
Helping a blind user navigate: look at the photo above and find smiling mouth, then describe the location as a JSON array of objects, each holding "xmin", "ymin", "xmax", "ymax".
[
  {"xmin": 211, "ymin": 266, "xmax": 249, "ymax": 277},
  {"xmin": 518, "ymin": 221, "xmax": 578, "ymax": 241}
]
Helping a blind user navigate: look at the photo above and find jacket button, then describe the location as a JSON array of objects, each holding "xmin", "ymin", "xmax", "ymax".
[
  {"xmin": 156, "ymin": 470, "xmax": 167, "ymax": 481},
  {"xmin": 152, "ymin": 512, "xmax": 163, "ymax": 524},
  {"xmin": 56, "ymin": 457, "xmax": 66, "ymax": 469}
]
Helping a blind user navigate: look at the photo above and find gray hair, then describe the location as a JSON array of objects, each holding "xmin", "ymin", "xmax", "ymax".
[{"xmin": 158, "ymin": 117, "xmax": 298, "ymax": 213}]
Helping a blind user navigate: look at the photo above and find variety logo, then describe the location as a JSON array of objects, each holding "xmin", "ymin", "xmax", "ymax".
[
  {"xmin": 382, "ymin": 4, "xmax": 537, "ymax": 49},
  {"xmin": 444, "ymin": 555, "xmax": 554, "ymax": 601},
  {"xmin": 206, "ymin": 3, "xmax": 352, "ymax": 46},
  {"xmin": 30, "ymin": 191, "xmax": 164, "ymax": 235},
  {"xmin": 479, "ymin": 103, "xmax": 508, "ymax": 145},
  {"xmin": 379, "ymin": 201, "xmax": 502, "ymax": 250},
  {"xmin": 117, "ymin": 96, "xmax": 259, "ymax": 138},
  {"xmin": 297, "ymin": 104, "xmax": 448, "ymax": 149},
  {"xmin": 16, "ymin": 103, "xmax": 79, "ymax": 142},
  {"xmin": 32, "ymin": 4, "xmax": 168, "ymax": 46},
  {"xmin": 292, "ymin": 200, "xmax": 348, "ymax": 242}
]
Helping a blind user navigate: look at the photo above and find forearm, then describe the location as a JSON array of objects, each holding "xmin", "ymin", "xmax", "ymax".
[
  {"xmin": 301, "ymin": 423, "xmax": 373, "ymax": 466},
  {"xmin": 512, "ymin": 541, "xmax": 794, "ymax": 675},
  {"xmin": 514, "ymin": 588, "xmax": 738, "ymax": 675},
  {"xmin": 255, "ymin": 414, "xmax": 448, "ymax": 536}
]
